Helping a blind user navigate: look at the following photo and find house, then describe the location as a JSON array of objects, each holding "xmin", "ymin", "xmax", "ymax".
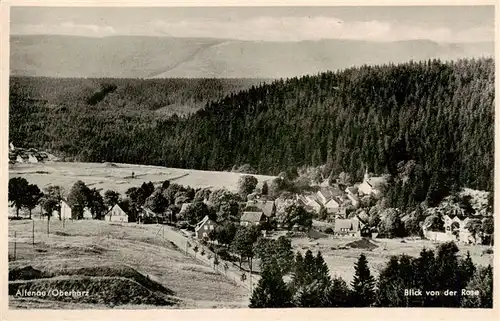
[
  {"xmin": 425, "ymin": 215, "xmax": 479, "ymax": 244},
  {"xmin": 179, "ymin": 203, "xmax": 192, "ymax": 217},
  {"xmin": 83, "ymin": 208, "xmax": 93, "ymax": 219},
  {"xmin": 334, "ymin": 218, "xmax": 362, "ymax": 237},
  {"xmin": 106, "ymin": 204, "xmax": 128, "ymax": 222},
  {"xmin": 316, "ymin": 187, "xmax": 343, "ymax": 205},
  {"xmin": 244, "ymin": 200, "xmax": 276, "ymax": 218},
  {"xmin": 138, "ymin": 207, "xmax": 162, "ymax": 224},
  {"xmin": 304, "ymin": 196, "xmax": 323, "ymax": 213},
  {"xmin": 358, "ymin": 169, "xmax": 387, "ymax": 197},
  {"xmin": 324, "ymin": 198, "xmax": 341, "ymax": 213},
  {"xmin": 28, "ymin": 154, "xmax": 39, "ymax": 163},
  {"xmin": 60, "ymin": 200, "xmax": 72, "ymax": 220},
  {"xmin": 345, "ymin": 186, "xmax": 360, "ymax": 207},
  {"xmin": 194, "ymin": 215, "xmax": 217, "ymax": 240},
  {"xmin": 16, "ymin": 155, "xmax": 24, "ymax": 163},
  {"xmin": 9, "ymin": 142, "xmax": 15, "ymax": 151},
  {"xmin": 240, "ymin": 211, "xmax": 266, "ymax": 227},
  {"xmin": 246, "ymin": 192, "xmax": 261, "ymax": 201}
]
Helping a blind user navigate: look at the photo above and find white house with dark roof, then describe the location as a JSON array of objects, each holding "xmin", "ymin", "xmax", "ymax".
[
  {"xmin": 334, "ymin": 217, "xmax": 362, "ymax": 237},
  {"xmin": 106, "ymin": 204, "xmax": 129, "ymax": 222}
]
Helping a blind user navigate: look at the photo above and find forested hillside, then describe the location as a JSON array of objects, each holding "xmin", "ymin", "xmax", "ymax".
[
  {"xmin": 9, "ymin": 58, "xmax": 494, "ymax": 209},
  {"xmin": 9, "ymin": 77, "xmax": 264, "ymax": 116}
]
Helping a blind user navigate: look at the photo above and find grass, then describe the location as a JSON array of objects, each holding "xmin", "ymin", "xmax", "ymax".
[
  {"xmin": 8, "ymin": 219, "xmax": 249, "ymax": 309},
  {"xmin": 9, "ymin": 161, "xmax": 275, "ymax": 195}
]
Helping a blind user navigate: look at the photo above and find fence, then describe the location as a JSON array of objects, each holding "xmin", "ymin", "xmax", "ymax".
[
  {"xmin": 8, "ymin": 217, "xmax": 74, "ymax": 262},
  {"xmin": 154, "ymin": 225, "xmax": 259, "ymax": 293}
]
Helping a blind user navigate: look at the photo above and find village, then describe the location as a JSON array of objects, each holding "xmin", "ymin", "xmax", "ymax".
[{"xmin": 9, "ymin": 153, "xmax": 493, "ymax": 250}]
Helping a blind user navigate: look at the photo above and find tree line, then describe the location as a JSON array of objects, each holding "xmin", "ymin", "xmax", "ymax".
[{"xmin": 249, "ymin": 241, "xmax": 493, "ymax": 308}]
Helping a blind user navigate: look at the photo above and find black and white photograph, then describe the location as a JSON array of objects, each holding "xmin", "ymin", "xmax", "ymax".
[{"xmin": 3, "ymin": 0, "xmax": 496, "ymax": 314}]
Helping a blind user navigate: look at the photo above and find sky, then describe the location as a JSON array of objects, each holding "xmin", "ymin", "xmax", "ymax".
[{"xmin": 10, "ymin": 6, "xmax": 495, "ymax": 43}]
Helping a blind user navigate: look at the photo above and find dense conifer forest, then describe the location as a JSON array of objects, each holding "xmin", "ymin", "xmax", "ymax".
[{"xmin": 9, "ymin": 58, "xmax": 494, "ymax": 209}]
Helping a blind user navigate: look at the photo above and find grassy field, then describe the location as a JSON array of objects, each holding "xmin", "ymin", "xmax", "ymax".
[
  {"xmin": 290, "ymin": 235, "xmax": 494, "ymax": 283},
  {"xmin": 9, "ymin": 162, "xmax": 275, "ymax": 195},
  {"xmin": 8, "ymin": 219, "xmax": 250, "ymax": 309}
]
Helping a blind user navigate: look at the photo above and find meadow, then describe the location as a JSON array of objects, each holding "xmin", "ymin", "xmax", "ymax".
[{"xmin": 290, "ymin": 235, "xmax": 494, "ymax": 284}]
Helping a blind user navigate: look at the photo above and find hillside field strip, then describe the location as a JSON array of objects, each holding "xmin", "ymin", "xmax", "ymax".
[{"xmin": 9, "ymin": 162, "xmax": 276, "ymax": 195}]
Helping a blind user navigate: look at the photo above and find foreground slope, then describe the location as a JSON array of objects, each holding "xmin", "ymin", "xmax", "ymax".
[{"xmin": 8, "ymin": 219, "xmax": 249, "ymax": 309}]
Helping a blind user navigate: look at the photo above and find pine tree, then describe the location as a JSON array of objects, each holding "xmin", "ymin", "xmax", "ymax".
[
  {"xmin": 350, "ymin": 253, "xmax": 375, "ymax": 307},
  {"xmin": 461, "ymin": 265, "xmax": 493, "ymax": 308},
  {"xmin": 249, "ymin": 259, "xmax": 292, "ymax": 308},
  {"xmin": 291, "ymin": 252, "xmax": 306, "ymax": 289},
  {"xmin": 303, "ymin": 249, "xmax": 316, "ymax": 285},
  {"xmin": 261, "ymin": 181, "xmax": 269, "ymax": 195},
  {"xmin": 434, "ymin": 242, "xmax": 461, "ymax": 307},
  {"xmin": 324, "ymin": 276, "xmax": 351, "ymax": 307},
  {"xmin": 459, "ymin": 251, "xmax": 476, "ymax": 289},
  {"xmin": 314, "ymin": 251, "xmax": 331, "ymax": 285},
  {"xmin": 376, "ymin": 256, "xmax": 403, "ymax": 307},
  {"xmin": 413, "ymin": 248, "xmax": 437, "ymax": 307}
]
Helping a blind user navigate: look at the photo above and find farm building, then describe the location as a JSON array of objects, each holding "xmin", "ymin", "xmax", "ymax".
[
  {"xmin": 240, "ymin": 211, "xmax": 266, "ymax": 227},
  {"xmin": 194, "ymin": 215, "xmax": 216, "ymax": 240},
  {"xmin": 106, "ymin": 204, "xmax": 129, "ymax": 222}
]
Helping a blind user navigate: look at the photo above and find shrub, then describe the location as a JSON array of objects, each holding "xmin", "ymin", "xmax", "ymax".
[
  {"xmin": 176, "ymin": 221, "xmax": 189, "ymax": 229},
  {"xmin": 324, "ymin": 227, "xmax": 334, "ymax": 234},
  {"xmin": 483, "ymin": 248, "xmax": 493, "ymax": 255}
]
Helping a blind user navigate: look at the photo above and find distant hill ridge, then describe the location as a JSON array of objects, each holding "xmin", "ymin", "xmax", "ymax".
[{"xmin": 10, "ymin": 35, "xmax": 494, "ymax": 78}]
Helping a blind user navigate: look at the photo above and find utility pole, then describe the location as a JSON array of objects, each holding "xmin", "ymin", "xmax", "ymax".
[
  {"xmin": 47, "ymin": 216, "xmax": 50, "ymax": 237},
  {"xmin": 32, "ymin": 220, "xmax": 35, "ymax": 247},
  {"xmin": 13, "ymin": 231, "xmax": 17, "ymax": 261}
]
